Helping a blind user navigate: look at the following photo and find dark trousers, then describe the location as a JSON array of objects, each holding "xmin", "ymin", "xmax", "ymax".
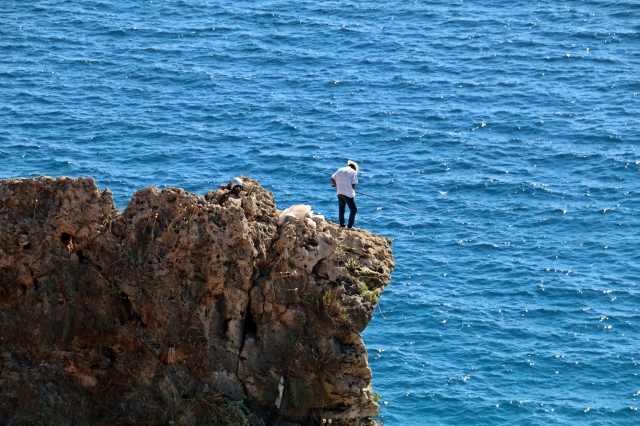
[{"xmin": 338, "ymin": 194, "xmax": 357, "ymax": 228}]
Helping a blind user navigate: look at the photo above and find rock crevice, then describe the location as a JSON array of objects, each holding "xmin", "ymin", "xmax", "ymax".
[{"xmin": 0, "ymin": 176, "xmax": 394, "ymax": 425}]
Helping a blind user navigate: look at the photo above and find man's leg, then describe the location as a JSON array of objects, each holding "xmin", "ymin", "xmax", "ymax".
[
  {"xmin": 346, "ymin": 196, "xmax": 357, "ymax": 228},
  {"xmin": 338, "ymin": 195, "xmax": 347, "ymax": 227}
]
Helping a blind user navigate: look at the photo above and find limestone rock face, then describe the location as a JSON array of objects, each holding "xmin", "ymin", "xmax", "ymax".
[{"xmin": 0, "ymin": 176, "xmax": 394, "ymax": 425}]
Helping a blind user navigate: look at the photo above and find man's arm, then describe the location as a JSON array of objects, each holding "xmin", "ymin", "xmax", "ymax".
[
  {"xmin": 352, "ymin": 184, "xmax": 356, "ymax": 190},
  {"xmin": 331, "ymin": 178, "xmax": 336, "ymax": 185}
]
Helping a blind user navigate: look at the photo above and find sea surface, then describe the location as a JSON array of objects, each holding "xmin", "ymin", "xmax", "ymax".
[{"xmin": 2, "ymin": 1, "xmax": 640, "ymax": 424}]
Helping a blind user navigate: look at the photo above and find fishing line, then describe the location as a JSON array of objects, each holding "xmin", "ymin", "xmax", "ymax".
[
  {"xmin": 330, "ymin": 185, "xmax": 421, "ymax": 214},
  {"xmin": 355, "ymin": 191, "xmax": 421, "ymax": 214}
]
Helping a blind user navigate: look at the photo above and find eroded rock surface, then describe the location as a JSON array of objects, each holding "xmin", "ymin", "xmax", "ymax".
[{"xmin": 0, "ymin": 176, "xmax": 394, "ymax": 425}]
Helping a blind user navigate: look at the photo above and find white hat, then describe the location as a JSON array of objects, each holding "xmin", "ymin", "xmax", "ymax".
[{"xmin": 347, "ymin": 160, "xmax": 359, "ymax": 173}]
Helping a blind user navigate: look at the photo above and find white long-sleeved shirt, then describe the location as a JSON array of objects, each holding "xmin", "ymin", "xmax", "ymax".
[{"xmin": 332, "ymin": 166, "xmax": 358, "ymax": 198}]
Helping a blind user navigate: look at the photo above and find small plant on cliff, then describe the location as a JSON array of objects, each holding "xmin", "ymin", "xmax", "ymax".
[
  {"xmin": 313, "ymin": 289, "xmax": 350, "ymax": 327},
  {"xmin": 359, "ymin": 281, "xmax": 378, "ymax": 305},
  {"xmin": 283, "ymin": 377, "xmax": 314, "ymax": 411},
  {"xmin": 150, "ymin": 213, "xmax": 159, "ymax": 242},
  {"xmin": 336, "ymin": 243, "xmax": 349, "ymax": 254},
  {"xmin": 110, "ymin": 274, "xmax": 125, "ymax": 295},
  {"xmin": 285, "ymin": 328, "xmax": 297, "ymax": 349},
  {"xmin": 337, "ymin": 244, "xmax": 362, "ymax": 271},
  {"xmin": 278, "ymin": 327, "xmax": 298, "ymax": 357},
  {"xmin": 343, "ymin": 256, "xmax": 362, "ymax": 271},
  {"xmin": 301, "ymin": 339, "xmax": 340, "ymax": 375},
  {"xmin": 212, "ymin": 398, "xmax": 249, "ymax": 426}
]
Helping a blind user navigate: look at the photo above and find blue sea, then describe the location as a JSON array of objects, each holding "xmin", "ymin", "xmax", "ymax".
[{"xmin": 1, "ymin": 1, "xmax": 640, "ymax": 424}]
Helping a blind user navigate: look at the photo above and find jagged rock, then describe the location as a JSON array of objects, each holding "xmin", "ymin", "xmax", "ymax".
[{"xmin": 0, "ymin": 176, "xmax": 394, "ymax": 425}]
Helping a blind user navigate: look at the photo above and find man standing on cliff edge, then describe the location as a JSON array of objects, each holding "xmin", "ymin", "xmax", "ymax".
[{"xmin": 331, "ymin": 160, "xmax": 359, "ymax": 229}]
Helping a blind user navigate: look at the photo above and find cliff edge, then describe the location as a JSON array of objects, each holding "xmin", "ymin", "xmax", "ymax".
[{"xmin": 0, "ymin": 176, "xmax": 394, "ymax": 425}]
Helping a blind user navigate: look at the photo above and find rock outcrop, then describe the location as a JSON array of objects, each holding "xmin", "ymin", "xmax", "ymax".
[{"xmin": 0, "ymin": 176, "xmax": 394, "ymax": 426}]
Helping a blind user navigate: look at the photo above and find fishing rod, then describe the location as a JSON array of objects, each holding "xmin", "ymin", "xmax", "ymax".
[{"xmin": 355, "ymin": 190, "xmax": 421, "ymax": 214}]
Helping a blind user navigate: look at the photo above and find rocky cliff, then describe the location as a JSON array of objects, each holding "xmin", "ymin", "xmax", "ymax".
[{"xmin": 0, "ymin": 176, "xmax": 394, "ymax": 426}]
